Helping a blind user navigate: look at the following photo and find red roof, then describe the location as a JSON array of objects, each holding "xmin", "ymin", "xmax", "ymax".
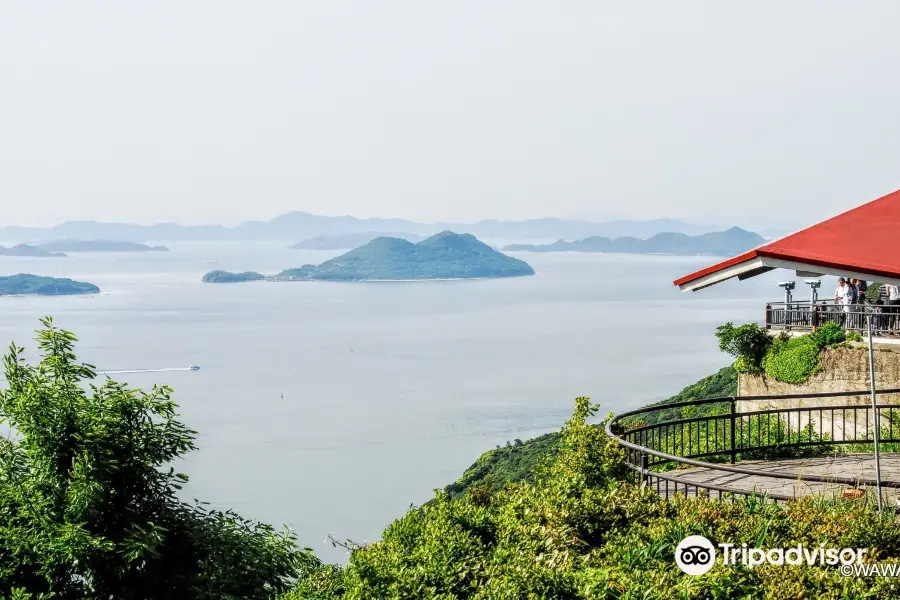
[{"xmin": 675, "ymin": 189, "xmax": 900, "ymax": 290}]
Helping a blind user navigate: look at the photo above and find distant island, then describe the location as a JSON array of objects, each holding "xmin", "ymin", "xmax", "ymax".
[
  {"xmin": 276, "ymin": 231, "xmax": 534, "ymax": 281},
  {"xmin": 37, "ymin": 240, "xmax": 169, "ymax": 253},
  {"xmin": 290, "ymin": 231, "xmax": 423, "ymax": 250},
  {"xmin": 202, "ymin": 232, "xmax": 534, "ymax": 283},
  {"xmin": 0, "ymin": 244, "xmax": 66, "ymax": 258},
  {"xmin": 201, "ymin": 270, "xmax": 266, "ymax": 283},
  {"xmin": 503, "ymin": 227, "xmax": 765, "ymax": 256},
  {"xmin": 0, "ymin": 211, "xmax": 785, "ymax": 243},
  {"xmin": 0, "ymin": 274, "xmax": 100, "ymax": 296}
]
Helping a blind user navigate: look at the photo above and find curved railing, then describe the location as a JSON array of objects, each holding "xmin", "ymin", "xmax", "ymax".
[
  {"xmin": 766, "ymin": 300, "xmax": 900, "ymax": 336},
  {"xmin": 605, "ymin": 389, "xmax": 900, "ymax": 502}
]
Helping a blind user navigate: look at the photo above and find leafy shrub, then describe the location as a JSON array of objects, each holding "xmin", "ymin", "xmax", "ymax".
[
  {"xmin": 847, "ymin": 331, "xmax": 864, "ymax": 342},
  {"xmin": 456, "ymin": 368, "xmax": 740, "ymax": 499},
  {"xmin": 0, "ymin": 319, "xmax": 315, "ymax": 599},
  {"xmin": 810, "ymin": 321, "xmax": 846, "ymax": 347},
  {"xmin": 290, "ymin": 397, "xmax": 900, "ymax": 599},
  {"xmin": 715, "ymin": 322, "xmax": 771, "ymax": 372},
  {"xmin": 732, "ymin": 355, "xmax": 758, "ymax": 373},
  {"xmin": 764, "ymin": 335, "xmax": 821, "ymax": 384}
]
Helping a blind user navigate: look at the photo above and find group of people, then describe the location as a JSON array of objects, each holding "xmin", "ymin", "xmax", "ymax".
[{"xmin": 834, "ymin": 278, "xmax": 900, "ymax": 331}]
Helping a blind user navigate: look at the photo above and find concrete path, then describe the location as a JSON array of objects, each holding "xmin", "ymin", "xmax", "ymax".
[{"xmin": 666, "ymin": 453, "xmax": 900, "ymax": 504}]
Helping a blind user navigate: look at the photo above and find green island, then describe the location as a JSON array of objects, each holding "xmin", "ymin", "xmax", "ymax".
[
  {"xmin": 205, "ymin": 232, "xmax": 534, "ymax": 283},
  {"xmin": 0, "ymin": 244, "xmax": 66, "ymax": 257},
  {"xmin": 37, "ymin": 240, "xmax": 169, "ymax": 252},
  {"xmin": 0, "ymin": 274, "xmax": 99, "ymax": 296},
  {"xmin": 201, "ymin": 270, "xmax": 266, "ymax": 283},
  {"xmin": 280, "ymin": 231, "xmax": 533, "ymax": 280},
  {"xmin": 3, "ymin": 319, "xmax": 899, "ymax": 599},
  {"xmin": 504, "ymin": 226, "xmax": 765, "ymax": 256}
]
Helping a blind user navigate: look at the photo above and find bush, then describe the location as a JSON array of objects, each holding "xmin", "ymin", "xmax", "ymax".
[
  {"xmin": 732, "ymin": 355, "xmax": 758, "ymax": 373},
  {"xmin": 847, "ymin": 331, "xmax": 864, "ymax": 342},
  {"xmin": 810, "ymin": 321, "xmax": 846, "ymax": 347},
  {"xmin": 0, "ymin": 319, "xmax": 315, "ymax": 598},
  {"xmin": 715, "ymin": 322, "xmax": 771, "ymax": 372},
  {"xmin": 290, "ymin": 398, "xmax": 900, "ymax": 599},
  {"xmin": 764, "ymin": 335, "xmax": 821, "ymax": 384}
]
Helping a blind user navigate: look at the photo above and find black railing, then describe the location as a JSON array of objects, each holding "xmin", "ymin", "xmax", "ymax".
[
  {"xmin": 606, "ymin": 389, "xmax": 900, "ymax": 503},
  {"xmin": 765, "ymin": 301, "xmax": 900, "ymax": 335}
]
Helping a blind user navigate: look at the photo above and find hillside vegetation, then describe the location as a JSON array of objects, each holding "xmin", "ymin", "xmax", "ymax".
[
  {"xmin": 718, "ymin": 321, "xmax": 861, "ymax": 384},
  {"xmin": 445, "ymin": 366, "xmax": 737, "ymax": 498},
  {"xmin": 290, "ymin": 398, "xmax": 900, "ymax": 599},
  {"xmin": 4, "ymin": 321, "xmax": 899, "ymax": 599}
]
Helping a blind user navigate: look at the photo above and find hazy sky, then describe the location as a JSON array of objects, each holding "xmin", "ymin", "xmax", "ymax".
[{"xmin": 2, "ymin": 1, "xmax": 900, "ymax": 227}]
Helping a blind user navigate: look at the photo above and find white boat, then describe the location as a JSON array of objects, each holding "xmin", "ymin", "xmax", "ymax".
[{"xmin": 190, "ymin": 365, "xmax": 200, "ymax": 371}]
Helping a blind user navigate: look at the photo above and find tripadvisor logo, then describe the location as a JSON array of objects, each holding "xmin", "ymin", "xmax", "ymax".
[
  {"xmin": 675, "ymin": 535, "xmax": 869, "ymax": 575},
  {"xmin": 675, "ymin": 535, "xmax": 716, "ymax": 575}
]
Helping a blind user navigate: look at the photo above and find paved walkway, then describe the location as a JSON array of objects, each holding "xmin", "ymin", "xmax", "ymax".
[{"xmin": 668, "ymin": 453, "xmax": 900, "ymax": 504}]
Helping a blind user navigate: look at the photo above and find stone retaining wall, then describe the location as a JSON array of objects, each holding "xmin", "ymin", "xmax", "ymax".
[{"xmin": 738, "ymin": 345, "xmax": 900, "ymax": 441}]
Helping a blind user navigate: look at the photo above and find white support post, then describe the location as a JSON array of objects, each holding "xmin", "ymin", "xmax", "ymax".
[{"xmin": 866, "ymin": 312, "xmax": 884, "ymax": 511}]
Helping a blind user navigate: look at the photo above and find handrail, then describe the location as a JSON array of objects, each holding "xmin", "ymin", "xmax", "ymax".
[
  {"xmin": 765, "ymin": 300, "xmax": 900, "ymax": 335},
  {"xmin": 605, "ymin": 388, "xmax": 900, "ymax": 502},
  {"xmin": 620, "ymin": 388, "xmax": 900, "ymax": 422}
]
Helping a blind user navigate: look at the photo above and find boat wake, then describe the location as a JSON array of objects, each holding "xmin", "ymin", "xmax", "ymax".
[{"xmin": 98, "ymin": 367, "xmax": 197, "ymax": 374}]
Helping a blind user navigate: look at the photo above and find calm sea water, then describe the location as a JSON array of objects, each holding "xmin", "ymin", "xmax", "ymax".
[{"xmin": 0, "ymin": 242, "xmax": 787, "ymax": 562}]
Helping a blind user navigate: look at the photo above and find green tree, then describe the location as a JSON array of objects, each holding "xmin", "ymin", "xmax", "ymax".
[
  {"xmin": 715, "ymin": 321, "xmax": 771, "ymax": 372},
  {"xmin": 0, "ymin": 318, "xmax": 316, "ymax": 599}
]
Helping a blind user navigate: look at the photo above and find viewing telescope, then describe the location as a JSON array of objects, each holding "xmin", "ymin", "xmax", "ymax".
[
  {"xmin": 777, "ymin": 281, "xmax": 795, "ymax": 305},
  {"xmin": 804, "ymin": 279, "xmax": 821, "ymax": 305}
]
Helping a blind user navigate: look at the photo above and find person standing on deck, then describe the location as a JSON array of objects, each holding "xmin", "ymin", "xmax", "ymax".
[
  {"xmin": 889, "ymin": 283, "xmax": 900, "ymax": 331},
  {"xmin": 855, "ymin": 279, "xmax": 868, "ymax": 303},
  {"xmin": 835, "ymin": 278, "xmax": 852, "ymax": 325},
  {"xmin": 848, "ymin": 278, "xmax": 859, "ymax": 305},
  {"xmin": 876, "ymin": 283, "xmax": 891, "ymax": 332}
]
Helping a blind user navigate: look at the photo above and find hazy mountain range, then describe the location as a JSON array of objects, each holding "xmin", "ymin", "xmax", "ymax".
[
  {"xmin": 289, "ymin": 231, "xmax": 424, "ymax": 250},
  {"xmin": 0, "ymin": 212, "xmax": 751, "ymax": 243},
  {"xmin": 503, "ymin": 227, "xmax": 765, "ymax": 256}
]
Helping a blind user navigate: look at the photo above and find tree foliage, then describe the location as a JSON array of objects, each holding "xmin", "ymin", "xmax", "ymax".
[
  {"xmin": 715, "ymin": 322, "xmax": 771, "ymax": 372},
  {"xmin": 0, "ymin": 318, "xmax": 316, "ymax": 599},
  {"xmin": 809, "ymin": 321, "xmax": 846, "ymax": 347},
  {"xmin": 288, "ymin": 397, "xmax": 900, "ymax": 599}
]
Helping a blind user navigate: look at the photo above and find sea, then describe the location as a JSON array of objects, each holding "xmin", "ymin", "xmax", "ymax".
[{"xmin": 0, "ymin": 242, "xmax": 796, "ymax": 562}]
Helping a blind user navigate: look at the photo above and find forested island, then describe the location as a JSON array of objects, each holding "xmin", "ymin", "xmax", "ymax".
[
  {"xmin": 204, "ymin": 232, "xmax": 534, "ymax": 283},
  {"xmin": 0, "ymin": 274, "xmax": 100, "ymax": 296},
  {"xmin": 281, "ymin": 231, "xmax": 533, "ymax": 280},
  {"xmin": 503, "ymin": 226, "xmax": 764, "ymax": 256},
  {"xmin": 289, "ymin": 231, "xmax": 423, "ymax": 250},
  {"xmin": 201, "ymin": 270, "xmax": 266, "ymax": 283},
  {"xmin": 37, "ymin": 240, "xmax": 169, "ymax": 252},
  {"xmin": 0, "ymin": 244, "xmax": 65, "ymax": 257}
]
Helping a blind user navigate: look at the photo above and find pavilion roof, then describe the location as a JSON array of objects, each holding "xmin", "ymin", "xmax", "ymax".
[{"xmin": 675, "ymin": 189, "xmax": 900, "ymax": 291}]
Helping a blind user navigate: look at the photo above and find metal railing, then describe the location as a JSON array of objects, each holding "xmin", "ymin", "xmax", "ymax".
[
  {"xmin": 605, "ymin": 389, "xmax": 900, "ymax": 502},
  {"xmin": 765, "ymin": 301, "xmax": 900, "ymax": 335}
]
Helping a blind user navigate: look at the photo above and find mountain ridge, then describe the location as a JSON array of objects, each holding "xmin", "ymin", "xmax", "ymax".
[
  {"xmin": 503, "ymin": 227, "xmax": 765, "ymax": 256},
  {"xmin": 0, "ymin": 213, "xmax": 741, "ymax": 243}
]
